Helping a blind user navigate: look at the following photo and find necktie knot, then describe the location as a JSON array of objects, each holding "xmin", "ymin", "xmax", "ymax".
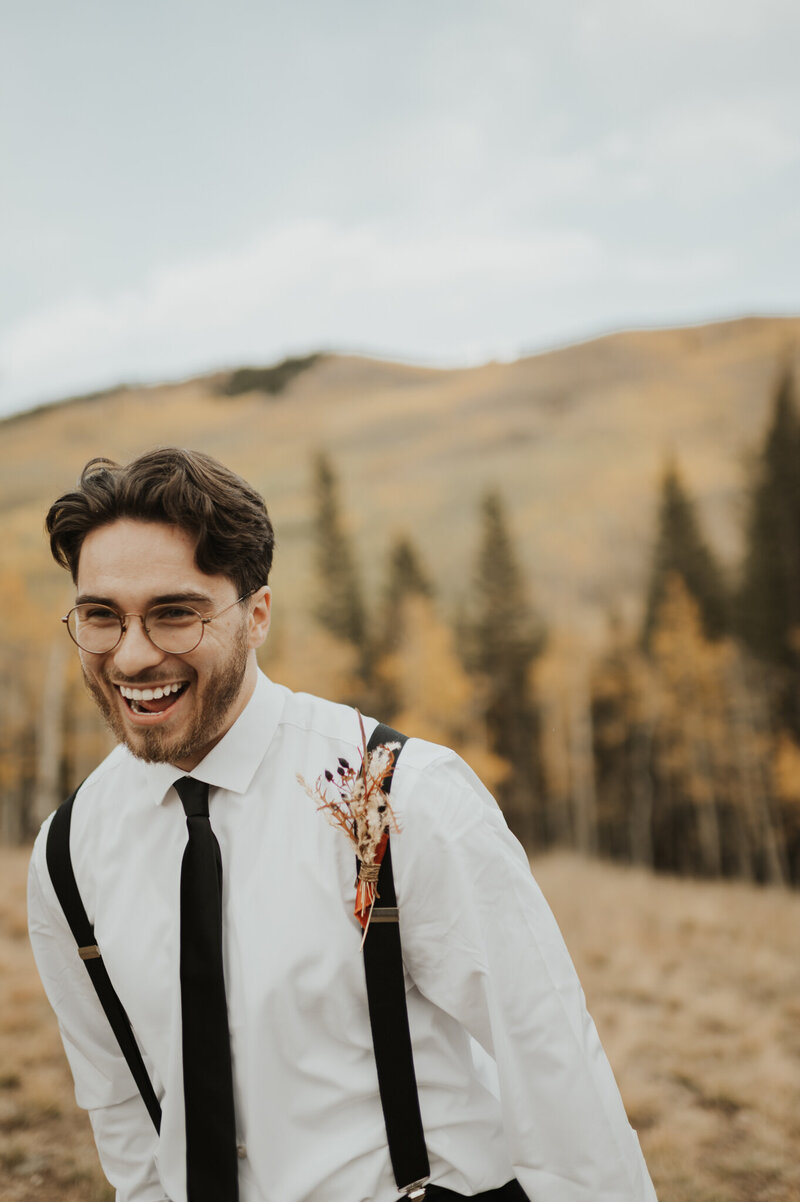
[{"xmin": 175, "ymin": 776, "xmax": 210, "ymax": 819}]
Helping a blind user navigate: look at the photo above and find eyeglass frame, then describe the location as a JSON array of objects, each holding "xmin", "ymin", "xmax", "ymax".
[{"xmin": 61, "ymin": 588, "xmax": 261, "ymax": 655}]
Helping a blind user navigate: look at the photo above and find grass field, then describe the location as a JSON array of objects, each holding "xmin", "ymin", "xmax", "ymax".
[{"xmin": 1, "ymin": 845, "xmax": 798, "ymax": 1201}]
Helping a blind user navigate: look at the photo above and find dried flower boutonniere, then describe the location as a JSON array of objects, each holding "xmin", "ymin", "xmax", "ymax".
[{"xmin": 297, "ymin": 712, "xmax": 400, "ymax": 942}]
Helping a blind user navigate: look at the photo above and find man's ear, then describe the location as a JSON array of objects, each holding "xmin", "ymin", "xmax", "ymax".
[{"xmin": 248, "ymin": 586, "xmax": 272, "ymax": 649}]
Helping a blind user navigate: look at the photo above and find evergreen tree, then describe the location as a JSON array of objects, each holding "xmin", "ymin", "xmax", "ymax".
[
  {"xmin": 463, "ymin": 491, "xmax": 547, "ymax": 844},
  {"xmin": 310, "ymin": 453, "xmax": 369, "ymax": 669},
  {"xmin": 737, "ymin": 370, "xmax": 800, "ymax": 667},
  {"xmin": 379, "ymin": 533, "xmax": 433, "ymax": 650},
  {"xmin": 641, "ymin": 460, "xmax": 729, "ymax": 650}
]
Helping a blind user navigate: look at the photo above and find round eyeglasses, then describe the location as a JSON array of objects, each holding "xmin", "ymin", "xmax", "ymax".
[{"xmin": 62, "ymin": 591, "xmax": 258, "ymax": 655}]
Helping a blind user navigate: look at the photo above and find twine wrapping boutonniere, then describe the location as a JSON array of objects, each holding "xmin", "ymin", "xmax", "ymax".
[{"xmin": 297, "ymin": 712, "xmax": 401, "ymax": 942}]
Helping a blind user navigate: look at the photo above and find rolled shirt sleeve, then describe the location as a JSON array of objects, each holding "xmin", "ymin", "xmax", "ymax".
[{"xmin": 392, "ymin": 747, "xmax": 658, "ymax": 1202}]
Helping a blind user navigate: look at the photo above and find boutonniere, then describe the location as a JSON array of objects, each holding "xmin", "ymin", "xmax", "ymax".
[{"xmin": 298, "ymin": 711, "xmax": 400, "ymax": 941}]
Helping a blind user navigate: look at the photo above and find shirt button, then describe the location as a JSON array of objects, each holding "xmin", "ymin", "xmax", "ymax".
[{"xmin": 237, "ymin": 1144, "xmax": 247, "ymax": 1159}]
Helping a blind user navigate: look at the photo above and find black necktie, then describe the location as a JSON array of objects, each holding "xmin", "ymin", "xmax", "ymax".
[{"xmin": 175, "ymin": 776, "xmax": 239, "ymax": 1202}]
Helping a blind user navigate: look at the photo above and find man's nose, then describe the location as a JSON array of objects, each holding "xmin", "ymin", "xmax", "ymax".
[{"xmin": 111, "ymin": 616, "xmax": 166, "ymax": 674}]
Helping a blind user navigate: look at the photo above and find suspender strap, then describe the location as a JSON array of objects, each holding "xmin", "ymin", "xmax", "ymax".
[
  {"xmin": 363, "ymin": 724, "xmax": 430, "ymax": 1198},
  {"xmin": 45, "ymin": 788, "xmax": 162, "ymax": 1133}
]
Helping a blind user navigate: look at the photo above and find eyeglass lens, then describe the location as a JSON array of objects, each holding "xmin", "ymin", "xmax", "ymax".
[{"xmin": 67, "ymin": 603, "xmax": 204, "ymax": 654}]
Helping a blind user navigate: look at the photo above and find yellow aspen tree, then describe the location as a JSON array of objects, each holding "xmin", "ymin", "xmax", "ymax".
[
  {"xmin": 261, "ymin": 616, "xmax": 367, "ymax": 710},
  {"xmin": 377, "ymin": 594, "xmax": 510, "ymax": 798},
  {"xmin": 590, "ymin": 619, "xmax": 657, "ymax": 867},
  {"xmin": 651, "ymin": 574, "xmax": 729, "ymax": 877},
  {"xmin": 0, "ymin": 569, "xmax": 54, "ymax": 839},
  {"xmin": 539, "ymin": 635, "xmax": 598, "ymax": 854},
  {"xmin": 771, "ymin": 732, "xmax": 800, "ymax": 884},
  {"xmin": 725, "ymin": 652, "xmax": 788, "ymax": 884}
]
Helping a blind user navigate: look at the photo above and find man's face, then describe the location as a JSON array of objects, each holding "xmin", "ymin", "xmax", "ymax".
[{"xmin": 74, "ymin": 519, "xmax": 270, "ymax": 770}]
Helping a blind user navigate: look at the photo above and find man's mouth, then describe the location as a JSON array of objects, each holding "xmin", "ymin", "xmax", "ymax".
[{"xmin": 115, "ymin": 681, "xmax": 190, "ymax": 716}]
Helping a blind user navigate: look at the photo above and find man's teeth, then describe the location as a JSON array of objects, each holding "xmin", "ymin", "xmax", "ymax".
[{"xmin": 119, "ymin": 683, "xmax": 184, "ymax": 701}]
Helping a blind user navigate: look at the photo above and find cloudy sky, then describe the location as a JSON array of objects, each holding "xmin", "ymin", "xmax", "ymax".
[{"xmin": 2, "ymin": 0, "xmax": 798, "ymax": 417}]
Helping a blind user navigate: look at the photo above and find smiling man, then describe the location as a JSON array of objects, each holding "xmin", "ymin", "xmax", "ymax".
[
  {"xmin": 71, "ymin": 517, "xmax": 266, "ymax": 768},
  {"xmin": 28, "ymin": 448, "xmax": 658, "ymax": 1202}
]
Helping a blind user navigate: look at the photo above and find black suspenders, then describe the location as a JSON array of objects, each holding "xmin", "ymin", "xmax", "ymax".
[
  {"xmin": 44, "ymin": 727, "xmax": 426, "ymax": 1189},
  {"xmin": 44, "ymin": 728, "xmax": 526, "ymax": 1202},
  {"xmin": 361, "ymin": 724, "xmax": 429, "ymax": 1199},
  {"xmin": 45, "ymin": 789, "xmax": 163, "ymax": 1131}
]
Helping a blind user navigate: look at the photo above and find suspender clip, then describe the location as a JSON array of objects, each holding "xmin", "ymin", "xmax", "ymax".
[{"xmin": 400, "ymin": 1178, "xmax": 430, "ymax": 1199}]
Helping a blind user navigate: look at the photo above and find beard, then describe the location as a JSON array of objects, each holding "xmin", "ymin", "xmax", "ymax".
[{"xmin": 83, "ymin": 621, "xmax": 251, "ymax": 765}]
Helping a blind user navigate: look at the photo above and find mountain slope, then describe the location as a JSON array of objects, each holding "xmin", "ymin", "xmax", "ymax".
[{"xmin": 2, "ymin": 316, "xmax": 799, "ymax": 636}]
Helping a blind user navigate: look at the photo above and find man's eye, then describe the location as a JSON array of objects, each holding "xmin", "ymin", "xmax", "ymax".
[
  {"xmin": 151, "ymin": 606, "xmax": 198, "ymax": 623},
  {"xmin": 83, "ymin": 607, "xmax": 119, "ymax": 623}
]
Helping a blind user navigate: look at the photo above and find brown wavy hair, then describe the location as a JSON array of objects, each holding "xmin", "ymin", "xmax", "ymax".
[{"xmin": 46, "ymin": 448, "xmax": 274, "ymax": 594}]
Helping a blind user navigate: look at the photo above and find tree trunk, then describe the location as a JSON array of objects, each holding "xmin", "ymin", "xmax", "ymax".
[{"xmin": 569, "ymin": 668, "xmax": 597, "ymax": 855}]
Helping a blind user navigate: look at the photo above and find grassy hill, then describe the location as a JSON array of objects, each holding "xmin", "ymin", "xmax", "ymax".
[{"xmin": 2, "ymin": 315, "xmax": 799, "ymax": 642}]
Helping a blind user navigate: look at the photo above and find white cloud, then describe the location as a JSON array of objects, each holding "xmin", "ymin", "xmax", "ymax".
[
  {"xmin": 576, "ymin": 0, "xmax": 799, "ymax": 45},
  {"xmin": 0, "ymin": 219, "xmax": 609, "ymax": 412},
  {"xmin": 648, "ymin": 104, "xmax": 798, "ymax": 179},
  {"xmin": 621, "ymin": 247, "xmax": 732, "ymax": 286},
  {"xmin": 523, "ymin": 105, "xmax": 799, "ymax": 211}
]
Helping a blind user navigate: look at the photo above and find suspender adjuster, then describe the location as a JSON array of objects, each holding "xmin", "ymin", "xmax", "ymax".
[
  {"xmin": 400, "ymin": 1179, "xmax": 430, "ymax": 1200},
  {"xmin": 79, "ymin": 944, "xmax": 101, "ymax": 960},
  {"xmin": 370, "ymin": 906, "xmax": 399, "ymax": 923}
]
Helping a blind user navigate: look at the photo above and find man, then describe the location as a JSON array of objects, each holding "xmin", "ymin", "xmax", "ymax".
[{"xmin": 28, "ymin": 448, "xmax": 658, "ymax": 1202}]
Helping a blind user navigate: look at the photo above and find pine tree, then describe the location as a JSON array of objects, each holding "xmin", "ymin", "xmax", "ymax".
[
  {"xmin": 641, "ymin": 460, "xmax": 729, "ymax": 650},
  {"xmin": 310, "ymin": 453, "xmax": 369, "ymax": 670},
  {"xmin": 737, "ymin": 369, "xmax": 800, "ymax": 667},
  {"xmin": 379, "ymin": 533, "xmax": 433, "ymax": 652},
  {"xmin": 374, "ymin": 533, "xmax": 434, "ymax": 715},
  {"xmin": 463, "ymin": 491, "xmax": 547, "ymax": 844}
]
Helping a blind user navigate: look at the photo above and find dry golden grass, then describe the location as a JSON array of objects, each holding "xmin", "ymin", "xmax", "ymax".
[
  {"xmin": 2, "ymin": 845, "xmax": 798, "ymax": 1201},
  {"xmin": 533, "ymin": 855, "xmax": 800, "ymax": 1202}
]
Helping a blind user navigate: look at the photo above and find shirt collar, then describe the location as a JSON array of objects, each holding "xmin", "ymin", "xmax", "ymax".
[{"xmin": 140, "ymin": 670, "xmax": 285, "ymax": 806}]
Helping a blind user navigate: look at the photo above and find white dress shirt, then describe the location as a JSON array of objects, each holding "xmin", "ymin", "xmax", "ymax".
[{"xmin": 28, "ymin": 671, "xmax": 657, "ymax": 1202}]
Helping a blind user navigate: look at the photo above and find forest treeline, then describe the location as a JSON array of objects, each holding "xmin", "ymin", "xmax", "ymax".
[
  {"xmin": 1, "ymin": 368, "xmax": 799, "ymax": 888},
  {"xmin": 295, "ymin": 367, "xmax": 800, "ymax": 888}
]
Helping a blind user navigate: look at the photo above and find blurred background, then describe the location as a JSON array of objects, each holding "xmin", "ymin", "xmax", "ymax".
[{"xmin": 1, "ymin": 3, "xmax": 800, "ymax": 1200}]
